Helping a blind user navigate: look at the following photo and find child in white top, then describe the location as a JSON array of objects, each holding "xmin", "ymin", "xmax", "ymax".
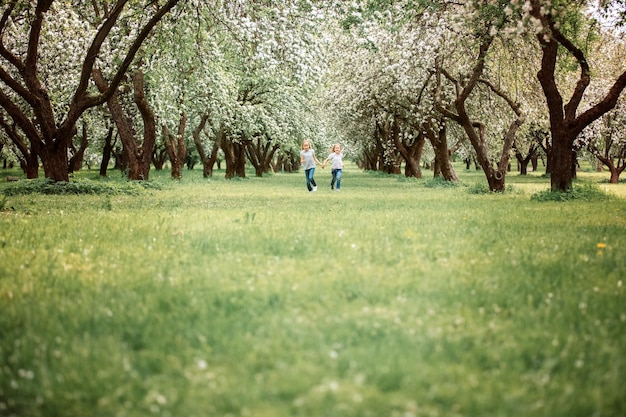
[
  {"xmin": 322, "ymin": 144, "xmax": 344, "ymax": 191},
  {"xmin": 300, "ymin": 140, "xmax": 322, "ymax": 192}
]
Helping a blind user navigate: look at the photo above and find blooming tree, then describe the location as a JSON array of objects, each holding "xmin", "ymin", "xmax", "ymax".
[
  {"xmin": 0, "ymin": 0, "xmax": 180, "ymax": 182},
  {"xmin": 523, "ymin": 0, "xmax": 626, "ymax": 191}
]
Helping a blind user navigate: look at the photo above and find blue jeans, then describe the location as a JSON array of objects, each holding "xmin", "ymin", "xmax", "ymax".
[
  {"xmin": 331, "ymin": 169, "xmax": 342, "ymax": 190},
  {"xmin": 305, "ymin": 168, "xmax": 317, "ymax": 191}
]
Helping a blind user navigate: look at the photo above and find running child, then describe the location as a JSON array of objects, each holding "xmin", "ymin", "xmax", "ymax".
[
  {"xmin": 322, "ymin": 144, "xmax": 344, "ymax": 191},
  {"xmin": 300, "ymin": 140, "xmax": 322, "ymax": 192}
]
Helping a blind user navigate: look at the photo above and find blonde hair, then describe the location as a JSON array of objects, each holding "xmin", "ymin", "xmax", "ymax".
[{"xmin": 301, "ymin": 140, "xmax": 312, "ymax": 150}]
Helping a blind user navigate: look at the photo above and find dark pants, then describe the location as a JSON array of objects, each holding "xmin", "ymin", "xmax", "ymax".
[
  {"xmin": 305, "ymin": 168, "xmax": 317, "ymax": 191},
  {"xmin": 331, "ymin": 169, "xmax": 342, "ymax": 190}
]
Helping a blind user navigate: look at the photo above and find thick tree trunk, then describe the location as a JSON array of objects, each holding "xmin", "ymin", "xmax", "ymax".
[
  {"xmin": 518, "ymin": 158, "xmax": 529, "ymax": 175},
  {"xmin": 163, "ymin": 112, "xmax": 187, "ymax": 180},
  {"xmin": 235, "ymin": 142, "xmax": 247, "ymax": 177},
  {"xmin": 132, "ymin": 70, "xmax": 157, "ymax": 180},
  {"xmin": 549, "ymin": 134, "xmax": 576, "ymax": 191},
  {"xmin": 39, "ymin": 141, "xmax": 70, "ymax": 182},
  {"xmin": 94, "ymin": 69, "xmax": 156, "ymax": 180},
  {"xmin": 392, "ymin": 119, "xmax": 423, "ymax": 178},
  {"xmin": 221, "ymin": 140, "xmax": 238, "ymax": 179},
  {"xmin": 427, "ymin": 122, "xmax": 458, "ymax": 182},
  {"xmin": 609, "ymin": 169, "xmax": 620, "ymax": 184}
]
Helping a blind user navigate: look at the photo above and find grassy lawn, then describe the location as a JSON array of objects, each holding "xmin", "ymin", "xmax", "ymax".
[{"xmin": 1, "ymin": 164, "xmax": 625, "ymax": 417}]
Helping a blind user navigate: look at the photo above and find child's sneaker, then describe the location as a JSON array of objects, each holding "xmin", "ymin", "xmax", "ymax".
[{"xmin": 312, "ymin": 186, "xmax": 317, "ymax": 192}]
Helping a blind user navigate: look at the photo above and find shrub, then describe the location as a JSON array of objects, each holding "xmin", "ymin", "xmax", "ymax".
[
  {"xmin": 531, "ymin": 182, "xmax": 611, "ymax": 202},
  {"xmin": 466, "ymin": 182, "xmax": 518, "ymax": 194},
  {"xmin": 1, "ymin": 178, "xmax": 160, "ymax": 196},
  {"xmin": 424, "ymin": 177, "xmax": 461, "ymax": 188}
]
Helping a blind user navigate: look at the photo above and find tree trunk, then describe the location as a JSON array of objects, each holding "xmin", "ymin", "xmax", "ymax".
[
  {"xmin": 589, "ymin": 146, "xmax": 625, "ymax": 184},
  {"xmin": 427, "ymin": 122, "xmax": 458, "ymax": 182},
  {"xmin": 69, "ymin": 123, "xmax": 89, "ymax": 174},
  {"xmin": 93, "ymin": 69, "xmax": 156, "ymax": 180},
  {"xmin": 0, "ymin": 115, "xmax": 40, "ymax": 178},
  {"xmin": 163, "ymin": 112, "xmax": 187, "ymax": 180},
  {"xmin": 206, "ymin": 129, "xmax": 225, "ymax": 177},
  {"xmin": 392, "ymin": 119, "xmax": 423, "ymax": 178},
  {"xmin": 152, "ymin": 143, "xmax": 168, "ymax": 170},
  {"xmin": 221, "ymin": 139, "xmax": 237, "ymax": 179},
  {"xmin": 132, "ymin": 70, "xmax": 157, "ymax": 180},
  {"xmin": 39, "ymin": 138, "xmax": 72, "ymax": 182},
  {"xmin": 192, "ymin": 114, "xmax": 214, "ymax": 178},
  {"xmin": 235, "ymin": 142, "xmax": 247, "ymax": 177},
  {"xmin": 100, "ymin": 126, "xmax": 115, "ymax": 177},
  {"xmin": 518, "ymin": 157, "xmax": 529, "ymax": 175}
]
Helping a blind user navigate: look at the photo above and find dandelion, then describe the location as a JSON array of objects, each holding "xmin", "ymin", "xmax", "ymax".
[{"xmin": 596, "ymin": 243, "xmax": 606, "ymax": 249}]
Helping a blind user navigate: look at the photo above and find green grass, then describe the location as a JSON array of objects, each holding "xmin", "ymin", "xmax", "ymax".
[{"xmin": 1, "ymin": 164, "xmax": 625, "ymax": 417}]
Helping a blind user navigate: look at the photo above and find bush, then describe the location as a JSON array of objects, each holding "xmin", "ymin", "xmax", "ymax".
[
  {"xmin": 1, "ymin": 178, "xmax": 160, "ymax": 196},
  {"xmin": 531, "ymin": 182, "xmax": 611, "ymax": 202},
  {"xmin": 466, "ymin": 182, "xmax": 518, "ymax": 194},
  {"xmin": 424, "ymin": 177, "xmax": 461, "ymax": 188}
]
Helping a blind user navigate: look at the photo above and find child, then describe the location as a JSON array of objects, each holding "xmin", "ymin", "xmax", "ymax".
[
  {"xmin": 300, "ymin": 140, "xmax": 322, "ymax": 192},
  {"xmin": 322, "ymin": 144, "xmax": 344, "ymax": 191}
]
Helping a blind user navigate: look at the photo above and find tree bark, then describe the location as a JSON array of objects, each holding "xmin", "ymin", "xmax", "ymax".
[
  {"xmin": 163, "ymin": 112, "xmax": 187, "ymax": 180},
  {"xmin": 192, "ymin": 114, "xmax": 213, "ymax": 177},
  {"xmin": 100, "ymin": 126, "xmax": 115, "ymax": 177},
  {"xmin": 68, "ymin": 122, "xmax": 89, "ymax": 173},
  {"xmin": 0, "ymin": 113, "xmax": 39, "ymax": 178},
  {"xmin": 219, "ymin": 134, "xmax": 247, "ymax": 179},
  {"xmin": 425, "ymin": 120, "xmax": 458, "ymax": 181}
]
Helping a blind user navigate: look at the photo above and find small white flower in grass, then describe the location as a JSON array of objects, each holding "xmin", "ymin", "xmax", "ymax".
[
  {"xmin": 575, "ymin": 359, "xmax": 584, "ymax": 368},
  {"xmin": 618, "ymin": 280, "xmax": 622, "ymax": 288},
  {"xmin": 18, "ymin": 369, "xmax": 34, "ymax": 379},
  {"xmin": 329, "ymin": 350, "xmax": 338, "ymax": 359},
  {"xmin": 197, "ymin": 359, "xmax": 207, "ymax": 370},
  {"xmin": 350, "ymin": 243, "xmax": 357, "ymax": 249},
  {"xmin": 328, "ymin": 381, "xmax": 339, "ymax": 391}
]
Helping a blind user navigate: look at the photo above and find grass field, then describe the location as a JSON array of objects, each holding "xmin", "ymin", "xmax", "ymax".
[{"xmin": 1, "ymin": 163, "xmax": 625, "ymax": 417}]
